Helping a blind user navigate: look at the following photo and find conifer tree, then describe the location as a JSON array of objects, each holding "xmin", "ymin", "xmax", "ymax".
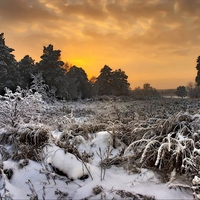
[
  {"xmin": 112, "ymin": 69, "xmax": 130, "ymax": 96},
  {"xmin": 195, "ymin": 56, "xmax": 200, "ymax": 86},
  {"xmin": 36, "ymin": 44, "xmax": 67, "ymax": 99},
  {"xmin": 94, "ymin": 65, "xmax": 130, "ymax": 96},
  {"xmin": 175, "ymin": 86, "xmax": 187, "ymax": 98},
  {"xmin": 18, "ymin": 55, "xmax": 35, "ymax": 88},
  {"xmin": 0, "ymin": 33, "xmax": 20, "ymax": 94},
  {"xmin": 94, "ymin": 65, "xmax": 113, "ymax": 96},
  {"xmin": 66, "ymin": 66, "xmax": 92, "ymax": 100}
]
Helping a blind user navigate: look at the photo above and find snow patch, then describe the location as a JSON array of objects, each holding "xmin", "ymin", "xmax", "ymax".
[
  {"xmin": 91, "ymin": 131, "xmax": 112, "ymax": 148},
  {"xmin": 43, "ymin": 144, "xmax": 89, "ymax": 180}
]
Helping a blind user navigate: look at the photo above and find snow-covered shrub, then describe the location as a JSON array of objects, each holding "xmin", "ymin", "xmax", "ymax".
[
  {"xmin": 10, "ymin": 124, "xmax": 53, "ymax": 161},
  {"xmin": 0, "ymin": 123, "xmax": 52, "ymax": 161},
  {"xmin": 17, "ymin": 124, "xmax": 52, "ymax": 147},
  {"xmin": 0, "ymin": 127, "xmax": 16, "ymax": 145},
  {"xmin": 0, "ymin": 169, "xmax": 13, "ymax": 199},
  {"xmin": 58, "ymin": 130, "xmax": 86, "ymax": 149},
  {"xmin": 0, "ymin": 145, "xmax": 10, "ymax": 161},
  {"xmin": 0, "ymin": 87, "xmax": 50, "ymax": 160},
  {"xmin": 30, "ymin": 72, "xmax": 49, "ymax": 99},
  {"xmin": 0, "ymin": 86, "xmax": 46, "ymax": 127},
  {"xmin": 192, "ymin": 176, "xmax": 200, "ymax": 200},
  {"xmin": 124, "ymin": 112, "xmax": 200, "ymax": 181}
]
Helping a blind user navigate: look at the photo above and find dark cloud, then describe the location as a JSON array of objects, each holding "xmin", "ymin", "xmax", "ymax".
[
  {"xmin": 176, "ymin": 0, "xmax": 200, "ymax": 15},
  {"xmin": 0, "ymin": 0, "xmax": 58, "ymax": 22}
]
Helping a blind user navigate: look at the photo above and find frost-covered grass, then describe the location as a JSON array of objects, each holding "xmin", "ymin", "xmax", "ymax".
[{"xmin": 0, "ymin": 92, "xmax": 200, "ymax": 199}]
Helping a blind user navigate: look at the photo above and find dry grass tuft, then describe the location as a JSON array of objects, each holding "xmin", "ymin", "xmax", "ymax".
[
  {"xmin": 92, "ymin": 185, "xmax": 103, "ymax": 195},
  {"xmin": 124, "ymin": 111, "xmax": 200, "ymax": 183},
  {"xmin": 115, "ymin": 189, "xmax": 155, "ymax": 200},
  {"xmin": 17, "ymin": 125, "xmax": 52, "ymax": 147}
]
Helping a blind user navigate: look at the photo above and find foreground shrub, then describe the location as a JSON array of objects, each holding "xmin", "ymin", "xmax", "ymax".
[
  {"xmin": 17, "ymin": 124, "xmax": 52, "ymax": 147},
  {"xmin": 0, "ymin": 86, "xmax": 46, "ymax": 127},
  {"xmin": 124, "ymin": 112, "xmax": 200, "ymax": 181},
  {"xmin": 0, "ymin": 123, "xmax": 52, "ymax": 161}
]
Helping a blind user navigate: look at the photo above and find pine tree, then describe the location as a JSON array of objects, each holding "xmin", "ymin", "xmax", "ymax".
[
  {"xmin": 0, "ymin": 33, "xmax": 20, "ymax": 94},
  {"xmin": 66, "ymin": 66, "xmax": 92, "ymax": 100},
  {"xmin": 195, "ymin": 56, "xmax": 200, "ymax": 86},
  {"xmin": 36, "ymin": 44, "xmax": 67, "ymax": 99},
  {"xmin": 112, "ymin": 69, "xmax": 130, "ymax": 96},
  {"xmin": 94, "ymin": 65, "xmax": 113, "ymax": 96},
  {"xmin": 18, "ymin": 55, "xmax": 35, "ymax": 89},
  {"xmin": 94, "ymin": 65, "xmax": 130, "ymax": 96},
  {"xmin": 175, "ymin": 86, "xmax": 187, "ymax": 98}
]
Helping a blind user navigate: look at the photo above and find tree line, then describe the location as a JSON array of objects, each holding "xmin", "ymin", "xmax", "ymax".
[
  {"xmin": 5, "ymin": 31, "xmax": 200, "ymax": 100},
  {"xmin": 0, "ymin": 33, "xmax": 132, "ymax": 100}
]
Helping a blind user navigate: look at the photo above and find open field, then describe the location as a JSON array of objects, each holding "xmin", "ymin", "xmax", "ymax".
[{"xmin": 0, "ymin": 93, "xmax": 200, "ymax": 199}]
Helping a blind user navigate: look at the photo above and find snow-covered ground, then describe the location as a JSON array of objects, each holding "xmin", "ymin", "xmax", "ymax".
[
  {"xmin": 0, "ymin": 130, "xmax": 193, "ymax": 199},
  {"xmin": 0, "ymin": 95, "xmax": 198, "ymax": 199}
]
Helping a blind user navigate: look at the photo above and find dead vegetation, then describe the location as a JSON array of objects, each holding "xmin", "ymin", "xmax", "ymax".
[{"xmin": 0, "ymin": 96, "xmax": 200, "ymax": 198}]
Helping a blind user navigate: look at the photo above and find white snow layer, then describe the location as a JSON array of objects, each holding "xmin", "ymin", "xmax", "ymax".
[
  {"xmin": 43, "ymin": 144, "xmax": 89, "ymax": 180},
  {"xmin": 0, "ymin": 130, "xmax": 194, "ymax": 199}
]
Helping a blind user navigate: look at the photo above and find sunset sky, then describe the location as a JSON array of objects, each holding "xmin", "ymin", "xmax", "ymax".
[{"xmin": 1, "ymin": 0, "xmax": 200, "ymax": 89}]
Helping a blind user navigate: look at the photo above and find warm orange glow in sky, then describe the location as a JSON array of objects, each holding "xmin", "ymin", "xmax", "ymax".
[{"xmin": 1, "ymin": 0, "xmax": 199, "ymax": 89}]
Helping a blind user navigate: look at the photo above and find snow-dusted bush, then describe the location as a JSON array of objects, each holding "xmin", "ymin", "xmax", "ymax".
[
  {"xmin": 124, "ymin": 112, "xmax": 200, "ymax": 181},
  {"xmin": 0, "ymin": 87, "xmax": 50, "ymax": 160},
  {"xmin": 0, "ymin": 145, "xmax": 10, "ymax": 161},
  {"xmin": 0, "ymin": 123, "xmax": 53, "ymax": 161},
  {"xmin": 30, "ymin": 72, "xmax": 49, "ymax": 97},
  {"xmin": 192, "ymin": 176, "xmax": 200, "ymax": 199},
  {"xmin": 11, "ymin": 123, "xmax": 53, "ymax": 161},
  {"xmin": 0, "ymin": 86, "xmax": 46, "ymax": 127},
  {"xmin": 17, "ymin": 123, "xmax": 53, "ymax": 147},
  {"xmin": 0, "ymin": 127, "xmax": 16, "ymax": 145}
]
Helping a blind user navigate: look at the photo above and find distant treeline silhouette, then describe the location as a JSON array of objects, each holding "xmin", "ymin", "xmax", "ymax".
[{"xmin": 0, "ymin": 32, "xmax": 161, "ymax": 100}]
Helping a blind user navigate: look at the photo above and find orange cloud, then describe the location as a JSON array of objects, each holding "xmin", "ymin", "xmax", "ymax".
[{"xmin": 0, "ymin": 0, "xmax": 199, "ymax": 89}]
